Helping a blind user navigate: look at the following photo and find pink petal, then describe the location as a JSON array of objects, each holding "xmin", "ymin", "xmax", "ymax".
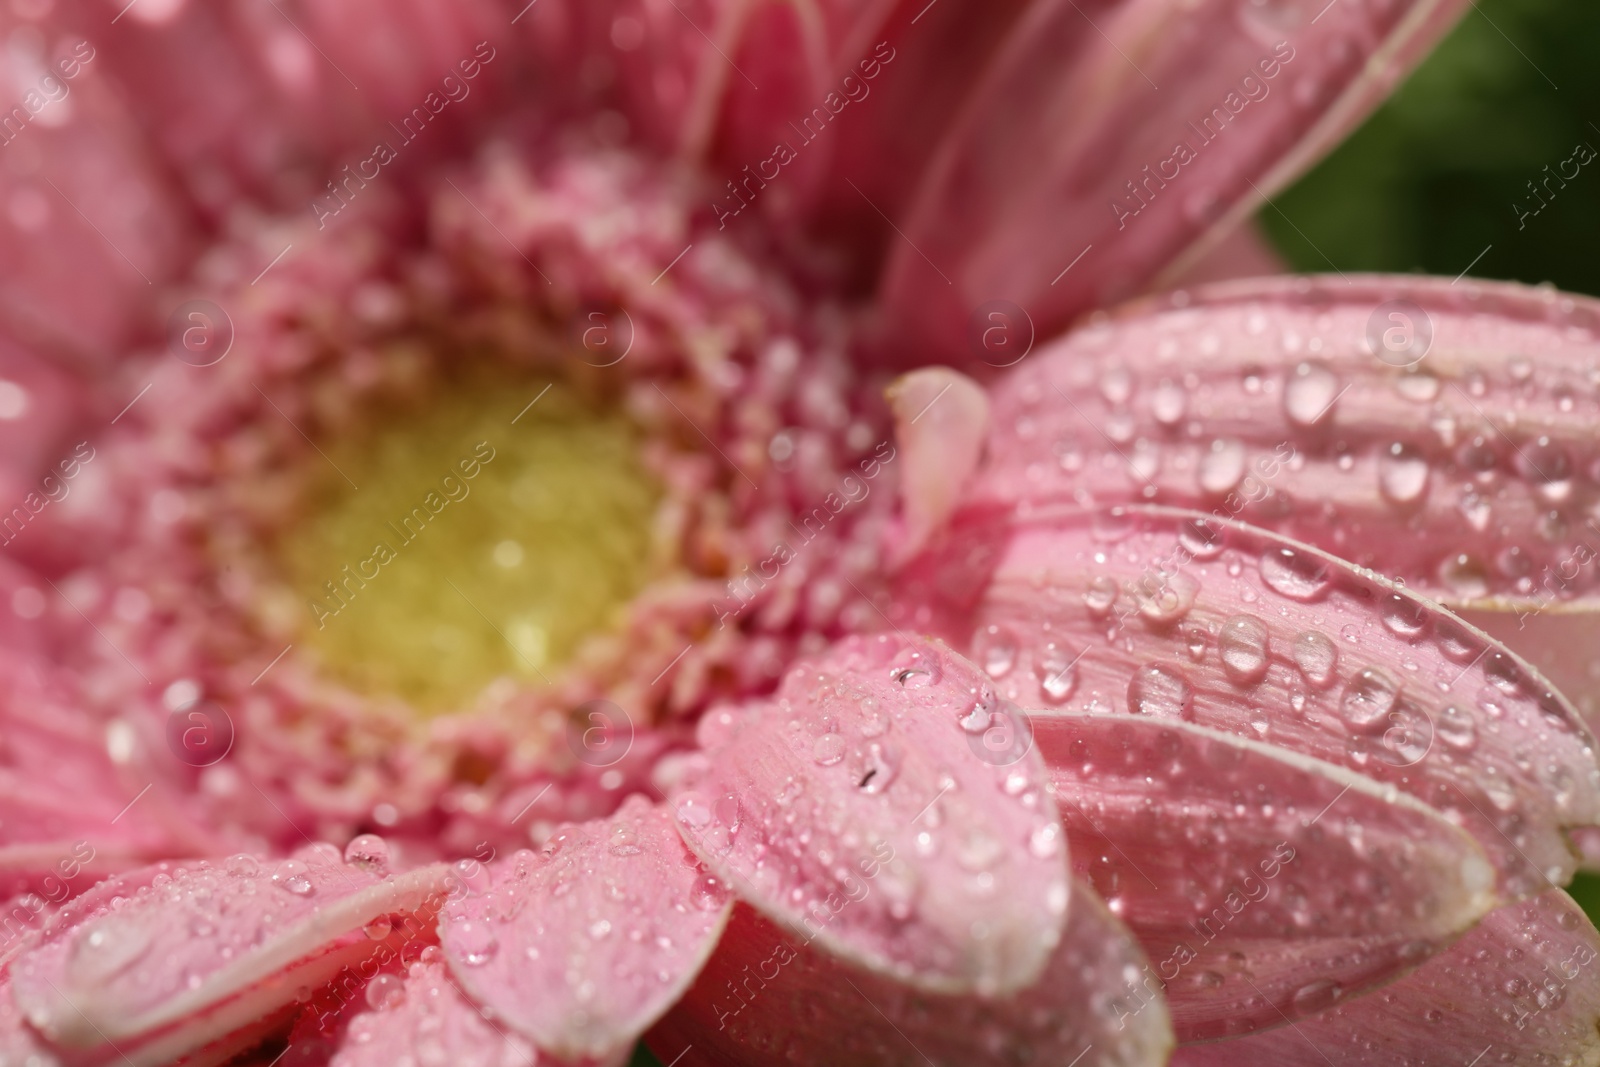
[
  {"xmin": 9, "ymin": 849, "xmax": 451, "ymax": 1059},
  {"xmin": 648, "ymin": 881, "xmax": 1172, "ymax": 1067},
  {"xmin": 1036, "ymin": 712, "xmax": 1496, "ymax": 1040},
  {"xmin": 877, "ymin": 4, "xmax": 1468, "ymax": 360},
  {"xmin": 0, "ymin": 652, "xmax": 210, "ymax": 900},
  {"xmin": 973, "ymin": 276, "xmax": 1600, "ymax": 713},
  {"xmin": 1173, "ymin": 889, "xmax": 1600, "ymax": 1066},
  {"xmin": 673, "ymin": 634, "xmax": 1070, "ymax": 996},
  {"xmin": 438, "ymin": 796, "xmax": 731, "ymax": 1063},
  {"xmin": 315, "ymin": 960, "xmax": 537, "ymax": 1067},
  {"xmin": 894, "ymin": 506, "xmax": 1600, "ymax": 898},
  {"xmin": 886, "ymin": 367, "xmax": 989, "ymax": 562},
  {"xmin": 0, "ymin": 341, "xmax": 86, "ymax": 513},
  {"xmin": 1167, "ymin": 221, "xmax": 1285, "ymax": 288},
  {"xmin": 0, "ymin": 18, "xmax": 195, "ymax": 364}
]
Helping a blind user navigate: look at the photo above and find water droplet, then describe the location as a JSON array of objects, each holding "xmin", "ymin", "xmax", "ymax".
[
  {"xmin": 1152, "ymin": 380, "xmax": 1187, "ymax": 426},
  {"xmin": 1035, "ymin": 645, "xmax": 1078, "ymax": 704},
  {"xmin": 1138, "ymin": 573, "xmax": 1199, "ymax": 626},
  {"xmin": 451, "ymin": 920, "xmax": 499, "ymax": 966},
  {"xmin": 1516, "ymin": 435, "xmax": 1572, "ymax": 488},
  {"xmin": 609, "ymin": 823, "xmax": 643, "ymax": 856},
  {"xmin": 1439, "ymin": 554, "xmax": 1490, "ymax": 600},
  {"xmin": 1284, "ymin": 362, "xmax": 1339, "ymax": 427},
  {"xmin": 1435, "ymin": 706, "xmax": 1477, "ymax": 752},
  {"xmin": 692, "ymin": 875, "xmax": 728, "ymax": 911},
  {"xmin": 977, "ymin": 626, "xmax": 1018, "ymax": 679},
  {"xmin": 1340, "ymin": 668, "xmax": 1401, "ymax": 731},
  {"xmin": 1379, "ymin": 442, "xmax": 1429, "ymax": 506},
  {"xmin": 675, "ymin": 792, "xmax": 713, "ymax": 829},
  {"xmin": 452, "ymin": 858, "xmax": 493, "ymax": 896},
  {"xmin": 1394, "ymin": 372, "xmax": 1439, "ymax": 402},
  {"xmin": 1261, "ymin": 547, "xmax": 1332, "ymax": 601},
  {"xmin": 1177, "ymin": 517, "xmax": 1226, "ymax": 560},
  {"xmin": 1128, "ymin": 663, "xmax": 1195, "ymax": 720},
  {"xmin": 1083, "ymin": 576, "xmax": 1119, "ymax": 616},
  {"xmin": 1291, "ymin": 978, "xmax": 1343, "ymax": 1015},
  {"xmin": 588, "ymin": 919, "xmax": 613, "ymax": 939},
  {"xmin": 854, "ymin": 743, "xmax": 899, "ymax": 795},
  {"xmin": 1292, "ymin": 631, "xmax": 1338, "ymax": 688},
  {"xmin": 812, "ymin": 733, "xmax": 846, "ymax": 765},
  {"xmin": 364, "ymin": 916, "xmax": 393, "ymax": 940},
  {"xmin": 1199, "ymin": 439, "xmax": 1247, "ymax": 494},
  {"xmin": 273, "ymin": 859, "xmax": 315, "ymax": 896},
  {"xmin": 344, "ymin": 834, "xmax": 390, "ymax": 870},
  {"xmin": 1379, "ymin": 593, "xmax": 1429, "ymax": 641},
  {"xmin": 365, "ymin": 973, "xmax": 405, "ymax": 1011},
  {"xmin": 1028, "ymin": 822, "xmax": 1062, "ymax": 859},
  {"xmin": 1218, "ymin": 615, "xmax": 1270, "ymax": 685}
]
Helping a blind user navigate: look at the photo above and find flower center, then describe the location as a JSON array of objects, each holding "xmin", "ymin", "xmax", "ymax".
[{"xmin": 273, "ymin": 377, "xmax": 659, "ymax": 715}]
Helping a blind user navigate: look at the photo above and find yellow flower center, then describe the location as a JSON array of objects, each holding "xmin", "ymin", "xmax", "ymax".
[{"xmin": 274, "ymin": 379, "xmax": 659, "ymax": 715}]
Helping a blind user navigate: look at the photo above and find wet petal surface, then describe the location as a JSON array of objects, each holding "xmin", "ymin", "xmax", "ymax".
[
  {"xmin": 1173, "ymin": 889, "xmax": 1600, "ymax": 1066},
  {"xmin": 9, "ymin": 847, "xmax": 450, "ymax": 1058},
  {"xmin": 320, "ymin": 959, "xmax": 538, "ymax": 1067},
  {"xmin": 674, "ymin": 634, "xmax": 1070, "ymax": 996},
  {"xmin": 895, "ymin": 506, "xmax": 1600, "ymax": 898},
  {"xmin": 1036, "ymin": 712, "xmax": 1495, "ymax": 1039},
  {"xmin": 438, "ymin": 796, "xmax": 730, "ymax": 1063},
  {"xmin": 649, "ymin": 880, "xmax": 1172, "ymax": 1067}
]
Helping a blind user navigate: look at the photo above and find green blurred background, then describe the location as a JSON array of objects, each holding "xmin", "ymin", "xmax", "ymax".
[
  {"xmin": 1261, "ymin": 0, "xmax": 1600, "ymax": 923},
  {"xmin": 1264, "ymin": 0, "xmax": 1600, "ymax": 295},
  {"xmin": 634, "ymin": 5, "xmax": 1599, "ymax": 1059}
]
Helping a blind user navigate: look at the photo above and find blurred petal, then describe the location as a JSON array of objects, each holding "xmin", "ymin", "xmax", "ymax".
[
  {"xmin": 9, "ymin": 850, "xmax": 449, "ymax": 1060},
  {"xmin": 674, "ymin": 634, "xmax": 1071, "ymax": 996},
  {"xmin": 648, "ymin": 881, "xmax": 1173, "ymax": 1067},
  {"xmin": 438, "ymin": 796, "xmax": 731, "ymax": 1063},
  {"xmin": 974, "ymin": 275, "xmax": 1600, "ymax": 731},
  {"xmin": 1173, "ymin": 890, "xmax": 1600, "ymax": 1066},
  {"xmin": 319, "ymin": 960, "xmax": 537, "ymax": 1067},
  {"xmin": 894, "ymin": 506, "xmax": 1600, "ymax": 898},
  {"xmin": 877, "ymin": 0, "xmax": 1469, "ymax": 362},
  {"xmin": 0, "ymin": 13, "xmax": 196, "ymax": 366},
  {"xmin": 1036, "ymin": 712, "xmax": 1495, "ymax": 1039}
]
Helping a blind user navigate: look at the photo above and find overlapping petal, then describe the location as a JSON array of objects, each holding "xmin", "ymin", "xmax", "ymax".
[
  {"xmin": 894, "ymin": 506, "xmax": 1600, "ymax": 898},
  {"xmin": 1173, "ymin": 889, "xmax": 1600, "ymax": 1066},
  {"xmin": 7, "ymin": 848, "xmax": 450, "ymax": 1063},
  {"xmin": 970, "ymin": 275, "xmax": 1600, "ymax": 720},
  {"xmin": 876, "ymin": 0, "xmax": 1469, "ymax": 359},
  {"xmin": 1035, "ymin": 712, "xmax": 1495, "ymax": 1039},
  {"xmin": 438, "ymin": 796, "xmax": 732, "ymax": 1064},
  {"xmin": 673, "ymin": 634, "xmax": 1071, "ymax": 997},
  {"xmin": 648, "ymin": 880, "xmax": 1172, "ymax": 1067}
]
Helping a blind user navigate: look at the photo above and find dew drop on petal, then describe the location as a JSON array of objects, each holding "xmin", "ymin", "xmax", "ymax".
[
  {"xmin": 273, "ymin": 859, "xmax": 315, "ymax": 896},
  {"xmin": 1283, "ymin": 362, "xmax": 1339, "ymax": 427},
  {"xmin": 1292, "ymin": 631, "xmax": 1338, "ymax": 688},
  {"xmin": 1340, "ymin": 667, "xmax": 1401, "ymax": 731},
  {"xmin": 1261, "ymin": 547, "xmax": 1332, "ymax": 602},
  {"xmin": 1378, "ymin": 442, "xmax": 1429, "ymax": 506},
  {"xmin": 1127, "ymin": 663, "xmax": 1195, "ymax": 720},
  {"xmin": 1218, "ymin": 615, "xmax": 1270, "ymax": 685},
  {"xmin": 344, "ymin": 834, "xmax": 390, "ymax": 870},
  {"xmin": 365, "ymin": 973, "xmax": 406, "ymax": 1011}
]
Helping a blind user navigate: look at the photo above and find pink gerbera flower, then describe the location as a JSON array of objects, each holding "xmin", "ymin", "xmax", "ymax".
[{"xmin": 2, "ymin": 1, "xmax": 1599, "ymax": 1065}]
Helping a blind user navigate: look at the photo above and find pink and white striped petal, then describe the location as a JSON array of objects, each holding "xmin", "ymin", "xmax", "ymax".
[
  {"xmin": 8, "ymin": 848, "xmax": 451, "ymax": 1062},
  {"xmin": 878, "ymin": 2, "xmax": 1469, "ymax": 360},
  {"xmin": 1173, "ymin": 890, "xmax": 1600, "ymax": 1066},
  {"xmin": 437, "ymin": 796, "xmax": 731, "ymax": 1064},
  {"xmin": 894, "ymin": 506, "xmax": 1600, "ymax": 899},
  {"xmin": 673, "ymin": 634, "xmax": 1071, "ymax": 997},
  {"xmin": 648, "ymin": 880, "xmax": 1172, "ymax": 1067},
  {"xmin": 1035, "ymin": 712, "xmax": 1495, "ymax": 1040},
  {"xmin": 973, "ymin": 275, "xmax": 1600, "ymax": 728}
]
